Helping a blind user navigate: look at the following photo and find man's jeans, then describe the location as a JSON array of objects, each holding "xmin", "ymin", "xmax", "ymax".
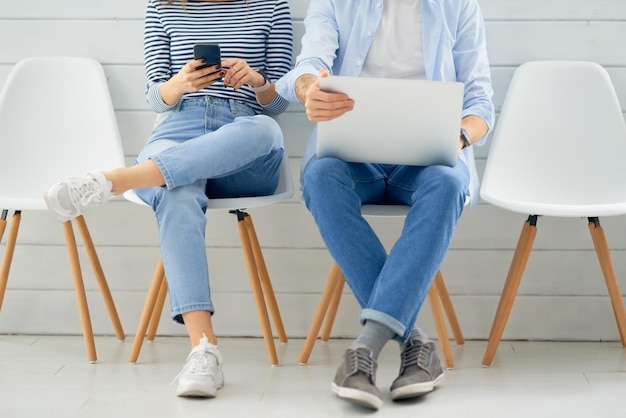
[
  {"xmin": 302, "ymin": 156, "xmax": 469, "ymax": 341},
  {"xmin": 134, "ymin": 97, "xmax": 284, "ymax": 323}
]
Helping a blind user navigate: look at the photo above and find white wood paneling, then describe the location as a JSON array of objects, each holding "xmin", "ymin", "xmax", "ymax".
[
  {"xmin": 478, "ymin": 0, "xmax": 626, "ymax": 20},
  {"xmin": 1, "ymin": 0, "xmax": 626, "ymax": 342}
]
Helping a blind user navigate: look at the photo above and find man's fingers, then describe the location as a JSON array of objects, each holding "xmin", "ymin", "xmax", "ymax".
[{"xmin": 306, "ymin": 98, "xmax": 354, "ymax": 122}]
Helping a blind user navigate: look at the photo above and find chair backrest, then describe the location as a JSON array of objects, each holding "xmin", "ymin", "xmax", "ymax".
[
  {"xmin": 0, "ymin": 56, "xmax": 125, "ymax": 210},
  {"xmin": 481, "ymin": 61, "xmax": 626, "ymax": 217},
  {"xmin": 123, "ymin": 151, "xmax": 294, "ymax": 210}
]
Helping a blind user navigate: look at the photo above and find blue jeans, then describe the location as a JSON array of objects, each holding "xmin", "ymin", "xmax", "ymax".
[
  {"xmin": 134, "ymin": 97, "xmax": 284, "ymax": 324},
  {"xmin": 302, "ymin": 156, "xmax": 469, "ymax": 342}
]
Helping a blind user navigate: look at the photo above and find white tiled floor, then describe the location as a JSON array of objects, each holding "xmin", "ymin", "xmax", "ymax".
[{"xmin": 1, "ymin": 335, "xmax": 625, "ymax": 417}]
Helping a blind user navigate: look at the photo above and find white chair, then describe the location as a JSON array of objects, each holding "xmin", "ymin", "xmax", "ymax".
[
  {"xmin": 0, "ymin": 56, "xmax": 126, "ymax": 362},
  {"xmin": 125, "ymin": 153, "xmax": 294, "ymax": 366},
  {"xmin": 298, "ymin": 203, "xmax": 466, "ymax": 369},
  {"xmin": 480, "ymin": 61, "xmax": 626, "ymax": 366}
]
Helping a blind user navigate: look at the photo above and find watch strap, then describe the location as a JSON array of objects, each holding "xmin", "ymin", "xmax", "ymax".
[
  {"xmin": 250, "ymin": 69, "xmax": 271, "ymax": 93},
  {"xmin": 460, "ymin": 127, "xmax": 471, "ymax": 149}
]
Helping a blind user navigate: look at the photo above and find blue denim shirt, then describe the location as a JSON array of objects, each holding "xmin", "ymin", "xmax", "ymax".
[{"xmin": 276, "ymin": 0, "xmax": 495, "ymax": 205}]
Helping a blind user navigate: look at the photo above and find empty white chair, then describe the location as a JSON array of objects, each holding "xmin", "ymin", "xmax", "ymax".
[
  {"xmin": 0, "ymin": 56, "xmax": 126, "ymax": 362},
  {"xmin": 480, "ymin": 61, "xmax": 626, "ymax": 366}
]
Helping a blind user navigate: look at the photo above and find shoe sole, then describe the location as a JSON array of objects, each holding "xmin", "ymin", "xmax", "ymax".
[
  {"xmin": 176, "ymin": 388, "xmax": 217, "ymax": 398},
  {"xmin": 390, "ymin": 371, "xmax": 445, "ymax": 401},
  {"xmin": 176, "ymin": 374, "xmax": 224, "ymax": 398},
  {"xmin": 331, "ymin": 382, "xmax": 383, "ymax": 410}
]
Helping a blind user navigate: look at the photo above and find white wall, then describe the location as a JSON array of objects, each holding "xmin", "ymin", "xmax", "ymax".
[{"xmin": 1, "ymin": 0, "xmax": 626, "ymax": 343}]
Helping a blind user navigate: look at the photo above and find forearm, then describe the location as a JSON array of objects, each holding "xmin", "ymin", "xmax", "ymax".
[
  {"xmin": 159, "ymin": 78, "xmax": 186, "ymax": 106},
  {"xmin": 254, "ymin": 86, "xmax": 277, "ymax": 106},
  {"xmin": 461, "ymin": 115, "xmax": 489, "ymax": 146},
  {"xmin": 295, "ymin": 74, "xmax": 318, "ymax": 105}
]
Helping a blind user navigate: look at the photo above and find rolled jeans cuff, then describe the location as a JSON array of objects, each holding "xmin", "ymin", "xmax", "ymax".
[{"xmin": 360, "ymin": 308, "xmax": 407, "ymax": 342}]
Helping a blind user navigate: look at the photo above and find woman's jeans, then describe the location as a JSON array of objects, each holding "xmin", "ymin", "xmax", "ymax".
[
  {"xmin": 134, "ymin": 97, "xmax": 284, "ymax": 324},
  {"xmin": 302, "ymin": 156, "xmax": 469, "ymax": 342}
]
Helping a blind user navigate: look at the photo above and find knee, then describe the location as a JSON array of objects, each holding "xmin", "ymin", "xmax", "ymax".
[
  {"xmin": 443, "ymin": 170, "xmax": 466, "ymax": 194},
  {"xmin": 249, "ymin": 115, "xmax": 283, "ymax": 148},
  {"xmin": 303, "ymin": 157, "xmax": 346, "ymax": 188},
  {"xmin": 423, "ymin": 167, "xmax": 468, "ymax": 202},
  {"xmin": 302, "ymin": 157, "xmax": 352, "ymax": 205}
]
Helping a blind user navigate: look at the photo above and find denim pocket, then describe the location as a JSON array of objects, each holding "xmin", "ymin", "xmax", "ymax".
[{"xmin": 229, "ymin": 99, "xmax": 256, "ymax": 117}]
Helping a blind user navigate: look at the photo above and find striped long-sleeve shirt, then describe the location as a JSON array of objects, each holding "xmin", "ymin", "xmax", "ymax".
[{"xmin": 144, "ymin": 0, "xmax": 293, "ymax": 115}]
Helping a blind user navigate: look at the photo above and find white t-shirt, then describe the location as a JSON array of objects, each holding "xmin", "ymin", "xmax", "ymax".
[{"xmin": 360, "ymin": 0, "xmax": 426, "ymax": 79}]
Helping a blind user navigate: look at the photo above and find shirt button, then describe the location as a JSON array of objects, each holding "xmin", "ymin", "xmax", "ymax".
[{"xmin": 356, "ymin": 60, "xmax": 363, "ymax": 66}]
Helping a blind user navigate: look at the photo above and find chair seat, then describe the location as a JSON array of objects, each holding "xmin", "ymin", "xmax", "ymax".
[
  {"xmin": 480, "ymin": 195, "xmax": 626, "ymax": 218},
  {"xmin": 0, "ymin": 197, "xmax": 48, "ymax": 211}
]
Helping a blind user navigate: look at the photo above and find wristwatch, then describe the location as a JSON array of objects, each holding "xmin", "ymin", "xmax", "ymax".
[
  {"xmin": 250, "ymin": 69, "xmax": 271, "ymax": 93},
  {"xmin": 460, "ymin": 128, "xmax": 471, "ymax": 149}
]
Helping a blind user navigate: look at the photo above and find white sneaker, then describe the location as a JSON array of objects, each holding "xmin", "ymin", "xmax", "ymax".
[
  {"xmin": 44, "ymin": 172, "xmax": 112, "ymax": 221},
  {"xmin": 173, "ymin": 335, "xmax": 224, "ymax": 398}
]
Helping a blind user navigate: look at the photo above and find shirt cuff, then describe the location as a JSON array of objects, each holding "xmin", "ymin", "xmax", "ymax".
[
  {"xmin": 146, "ymin": 82, "xmax": 177, "ymax": 113},
  {"xmin": 260, "ymin": 94, "xmax": 289, "ymax": 115}
]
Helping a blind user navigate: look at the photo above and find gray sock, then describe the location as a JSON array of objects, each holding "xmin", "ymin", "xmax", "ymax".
[
  {"xmin": 350, "ymin": 320, "xmax": 395, "ymax": 359},
  {"xmin": 401, "ymin": 326, "xmax": 429, "ymax": 349}
]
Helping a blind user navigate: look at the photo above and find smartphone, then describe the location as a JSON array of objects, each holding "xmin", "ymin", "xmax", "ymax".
[{"xmin": 193, "ymin": 43, "xmax": 221, "ymax": 70}]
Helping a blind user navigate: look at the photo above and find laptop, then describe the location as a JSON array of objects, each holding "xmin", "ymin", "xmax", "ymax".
[{"xmin": 316, "ymin": 76, "xmax": 464, "ymax": 167}]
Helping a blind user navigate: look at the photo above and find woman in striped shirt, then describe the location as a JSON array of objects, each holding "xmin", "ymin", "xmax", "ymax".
[{"xmin": 45, "ymin": 0, "xmax": 293, "ymax": 398}]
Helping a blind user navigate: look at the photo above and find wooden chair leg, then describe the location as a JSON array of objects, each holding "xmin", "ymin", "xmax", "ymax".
[
  {"xmin": 482, "ymin": 216, "xmax": 538, "ymax": 367},
  {"xmin": 0, "ymin": 211, "xmax": 5, "ymax": 307},
  {"xmin": 321, "ymin": 267, "xmax": 345, "ymax": 341},
  {"xmin": 63, "ymin": 220, "xmax": 97, "ymax": 363},
  {"xmin": 147, "ymin": 269, "xmax": 168, "ymax": 341},
  {"xmin": 235, "ymin": 211, "xmax": 279, "ymax": 366},
  {"xmin": 587, "ymin": 218, "xmax": 626, "ymax": 345},
  {"xmin": 129, "ymin": 258, "xmax": 165, "ymax": 364},
  {"xmin": 428, "ymin": 280, "xmax": 454, "ymax": 369},
  {"xmin": 0, "ymin": 210, "xmax": 7, "ymax": 242},
  {"xmin": 243, "ymin": 214, "xmax": 287, "ymax": 343},
  {"xmin": 298, "ymin": 263, "xmax": 343, "ymax": 365},
  {"xmin": 434, "ymin": 271, "xmax": 465, "ymax": 345},
  {"xmin": 0, "ymin": 211, "xmax": 20, "ymax": 312},
  {"xmin": 74, "ymin": 215, "xmax": 125, "ymax": 341}
]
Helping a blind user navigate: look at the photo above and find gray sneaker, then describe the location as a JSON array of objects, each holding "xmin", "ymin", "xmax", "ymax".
[
  {"xmin": 44, "ymin": 172, "xmax": 112, "ymax": 221},
  {"xmin": 390, "ymin": 340, "xmax": 445, "ymax": 400},
  {"xmin": 331, "ymin": 347, "xmax": 383, "ymax": 410}
]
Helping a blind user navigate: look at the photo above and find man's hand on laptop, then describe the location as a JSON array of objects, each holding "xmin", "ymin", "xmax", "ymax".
[{"xmin": 296, "ymin": 69, "xmax": 354, "ymax": 123}]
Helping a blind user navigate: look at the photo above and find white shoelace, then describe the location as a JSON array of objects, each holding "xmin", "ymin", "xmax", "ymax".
[
  {"xmin": 68, "ymin": 177, "xmax": 105, "ymax": 210},
  {"xmin": 170, "ymin": 336, "xmax": 218, "ymax": 385}
]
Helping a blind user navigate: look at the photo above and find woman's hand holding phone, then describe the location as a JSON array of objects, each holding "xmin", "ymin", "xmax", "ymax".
[
  {"xmin": 165, "ymin": 43, "xmax": 224, "ymax": 97},
  {"xmin": 159, "ymin": 60, "xmax": 224, "ymax": 106}
]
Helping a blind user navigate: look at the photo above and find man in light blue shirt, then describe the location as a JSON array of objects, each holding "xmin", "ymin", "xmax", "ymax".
[{"xmin": 277, "ymin": 0, "xmax": 494, "ymax": 410}]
